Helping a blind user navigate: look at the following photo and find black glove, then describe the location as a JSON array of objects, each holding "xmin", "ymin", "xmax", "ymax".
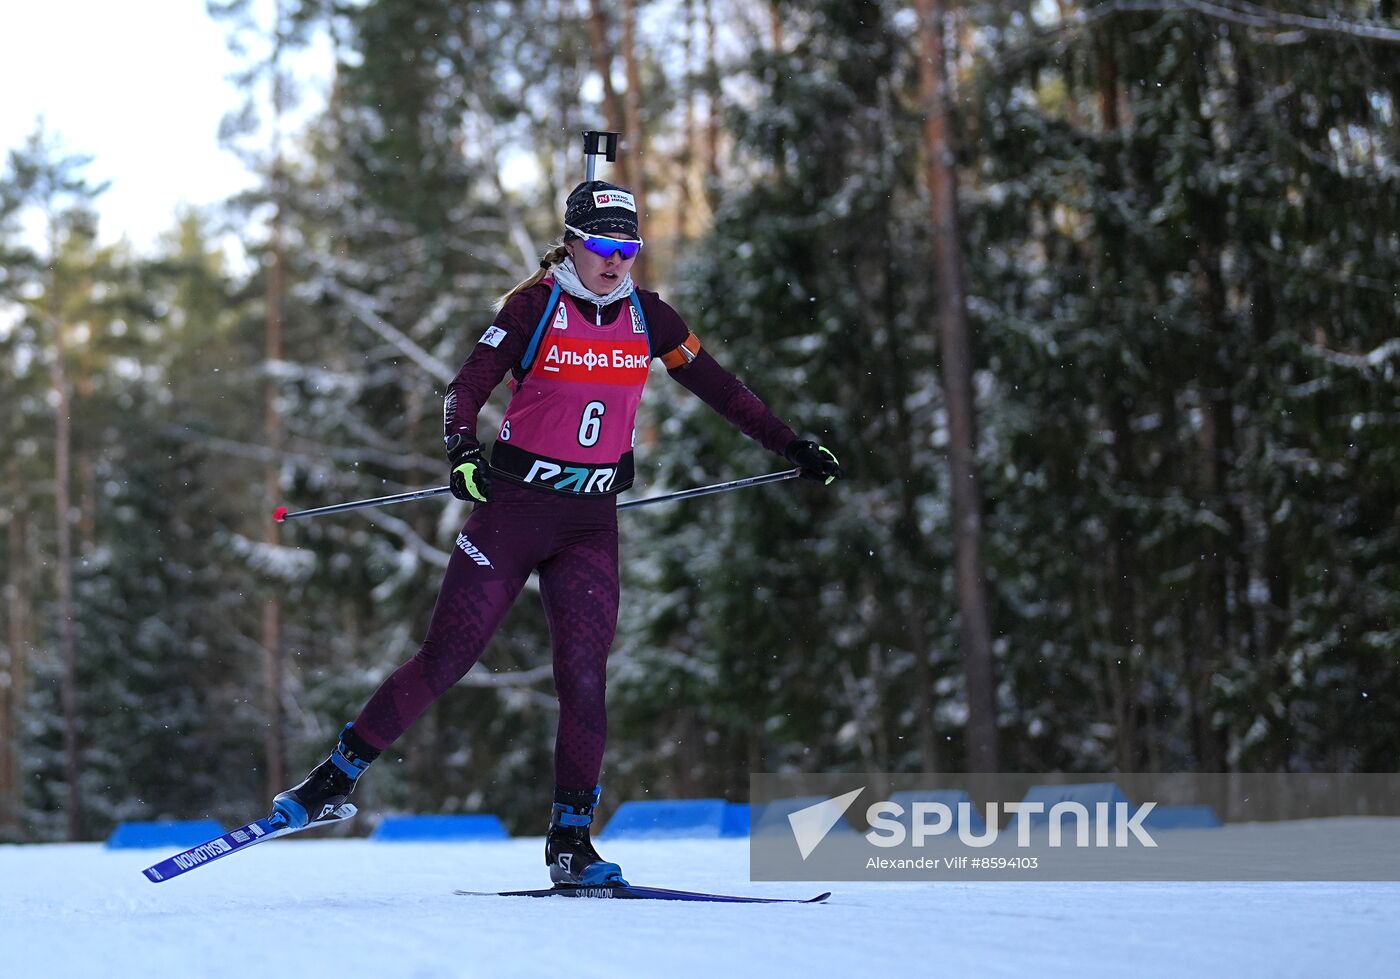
[
  {"xmin": 446, "ymin": 434, "xmax": 493, "ymax": 503},
  {"xmin": 785, "ymin": 439, "xmax": 844, "ymax": 485}
]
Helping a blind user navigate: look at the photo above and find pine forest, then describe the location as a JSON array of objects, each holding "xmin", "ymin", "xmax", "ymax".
[{"xmin": 1, "ymin": 0, "xmax": 1397, "ymax": 840}]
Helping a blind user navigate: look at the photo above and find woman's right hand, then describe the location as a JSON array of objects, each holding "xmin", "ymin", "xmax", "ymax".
[{"xmin": 446, "ymin": 434, "xmax": 493, "ymax": 503}]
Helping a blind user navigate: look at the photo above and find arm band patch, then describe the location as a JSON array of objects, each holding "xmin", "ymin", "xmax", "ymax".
[{"xmin": 660, "ymin": 332, "xmax": 702, "ymax": 370}]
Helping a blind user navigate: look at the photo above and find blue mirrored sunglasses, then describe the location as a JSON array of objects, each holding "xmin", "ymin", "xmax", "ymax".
[{"xmin": 565, "ymin": 224, "xmax": 643, "ymax": 260}]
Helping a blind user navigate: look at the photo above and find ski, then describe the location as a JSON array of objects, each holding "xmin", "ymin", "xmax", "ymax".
[
  {"xmin": 454, "ymin": 883, "xmax": 830, "ymax": 904},
  {"xmin": 141, "ymin": 804, "xmax": 357, "ymax": 883}
]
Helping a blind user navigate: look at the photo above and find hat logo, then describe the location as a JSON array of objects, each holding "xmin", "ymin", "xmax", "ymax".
[{"xmin": 592, "ymin": 190, "xmax": 636, "ymax": 212}]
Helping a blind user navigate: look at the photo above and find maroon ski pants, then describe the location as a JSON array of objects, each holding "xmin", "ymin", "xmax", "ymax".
[{"xmin": 352, "ymin": 480, "xmax": 619, "ymax": 791}]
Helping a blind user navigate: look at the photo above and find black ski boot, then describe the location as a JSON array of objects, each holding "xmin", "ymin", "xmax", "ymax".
[
  {"xmin": 546, "ymin": 785, "xmax": 627, "ymax": 887},
  {"xmin": 272, "ymin": 724, "xmax": 379, "ymax": 829}
]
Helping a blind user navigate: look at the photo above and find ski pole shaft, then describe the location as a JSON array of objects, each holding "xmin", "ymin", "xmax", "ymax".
[
  {"xmin": 273, "ymin": 469, "xmax": 802, "ymax": 523},
  {"xmin": 273, "ymin": 485, "xmax": 453, "ymax": 523},
  {"xmin": 615, "ymin": 468, "xmax": 801, "ymax": 510}
]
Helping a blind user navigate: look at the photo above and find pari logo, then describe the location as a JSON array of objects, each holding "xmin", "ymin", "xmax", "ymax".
[
  {"xmin": 786, "ymin": 788, "xmax": 1159, "ymax": 859},
  {"xmin": 523, "ymin": 460, "xmax": 617, "ymax": 494}
]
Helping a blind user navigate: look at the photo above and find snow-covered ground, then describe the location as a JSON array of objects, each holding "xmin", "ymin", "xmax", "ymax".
[{"xmin": 2, "ymin": 835, "xmax": 1397, "ymax": 978}]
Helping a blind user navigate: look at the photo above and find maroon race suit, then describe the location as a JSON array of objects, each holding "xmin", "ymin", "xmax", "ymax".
[{"xmin": 351, "ymin": 280, "xmax": 797, "ymax": 790}]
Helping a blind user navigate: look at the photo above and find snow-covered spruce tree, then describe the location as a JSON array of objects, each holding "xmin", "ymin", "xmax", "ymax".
[
  {"xmin": 962, "ymin": 2, "xmax": 1400, "ymax": 771},
  {"xmin": 611, "ymin": 0, "xmax": 965, "ymax": 797},
  {"xmin": 248, "ymin": 0, "xmax": 666, "ymax": 827}
]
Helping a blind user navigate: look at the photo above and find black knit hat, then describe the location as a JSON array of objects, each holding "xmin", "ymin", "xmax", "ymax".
[{"xmin": 564, "ymin": 180, "xmax": 639, "ymax": 238}]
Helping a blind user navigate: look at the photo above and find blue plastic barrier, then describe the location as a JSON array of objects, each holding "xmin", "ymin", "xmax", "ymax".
[
  {"xmin": 721, "ymin": 802, "xmax": 750, "ymax": 838},
  {"xmin": 106, "ymin": 819, "xmax": 225, "ymax": 850},
  {"xmin": 370, "ymin": 814, "xmax": 510, "ymax": 842},
  {"xmin": 1140, "ymin": 804, "xmax": 1223, "ymax": 830},
  {"xmin": 751, "ymin": 795, "xmax": 859, "ymax": 837},
  {"xmin": 602, "ymin": 799, "xmax": 730, "ymax": 839},
  {"xmin": 886, "ymin": 790, "xmax": 986, "ymax": 834}
]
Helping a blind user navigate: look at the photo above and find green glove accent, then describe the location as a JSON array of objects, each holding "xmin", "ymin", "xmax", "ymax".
[
  {"xmin": 451, "ymin": 460, "xmax": 491, "ymax": 503},
  {"xmin": 785, "ymin": 439, "xmax": 845, "ymax": 485},
  {"xmin": 446, "ymin": 434, "xmax": 493, "ymax": 503}
]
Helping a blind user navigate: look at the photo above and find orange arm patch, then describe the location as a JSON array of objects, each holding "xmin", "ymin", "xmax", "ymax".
[{"xmin": 660, "ymin": 331, "xmax": 703, "ymax": 370}]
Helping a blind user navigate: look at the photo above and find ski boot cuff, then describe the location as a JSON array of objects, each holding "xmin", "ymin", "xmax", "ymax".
[
  {"xmin": 551, "ymin": 803, "xmax": 592, "ymax": 828},
  {"xmin": 551, "ymin": 785, "xmax": 603, "ymax": 826},
  {"xmin": 331, "ymin": 724, "xmax": 380, "ymax": 780}
]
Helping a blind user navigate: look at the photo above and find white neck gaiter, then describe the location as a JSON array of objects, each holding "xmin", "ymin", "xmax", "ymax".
[{"xmin": 551, "ymin": 257, "xmax": 636, "ymax": 314}]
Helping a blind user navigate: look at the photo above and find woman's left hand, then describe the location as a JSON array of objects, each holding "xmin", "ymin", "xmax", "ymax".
[{"xmin": 785, "ymin": 439, "xmax": 844, "ymax": 485}]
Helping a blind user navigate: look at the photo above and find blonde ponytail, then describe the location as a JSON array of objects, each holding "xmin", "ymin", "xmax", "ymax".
[{"xmin": 493, "ymin": 242, "xmax": 569, "ymax": 313}]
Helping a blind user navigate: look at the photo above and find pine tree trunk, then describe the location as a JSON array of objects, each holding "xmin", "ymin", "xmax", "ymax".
[
  {"xmin": 585, "ymin": 0, "xmax": 628, "ymax": 165},
  {"xmin": 1, "ymin": 511, "xmax": 26, "ymax": 834},
  {"xmin": 620, "ymin": 0, "xmax": 649, "ymax": 280},
  {"xmin": 681, "ymin": 0, "xmax": 700, "ymax": 239},
  {"xmin": 876, "ymin": 153, "xmax": 940, "ymax": 771},
  {"xmin": 262, "ymin": 6, "xmax": 288, "ymax": 799},
  {"xmin": 1095, "ymin": 22, "xmax": 1140, "ymax": 771},
  {"xmin": 1185, "ymin": 37, "xmax": 1235, "ymax": 773},
  {"xmin": 1236, "ymin": 37, "xmax": 1292, "ymax": 770},
  {"xmin": 702, "ymin": 0, "xmax": 721, "ymax": 210},
  {"xmin": 50, "ymin": 262, "xmax": 83, "ymax": 840},
  {"xmin": 915, "ymin": 0, "xmax": 999, "ymax": 772},
  {"xmin": 0, "ymin": 539, "xmax": 11, "ymax": 833},
  {"xmin": 263, "ymin": 204, "xmax": 287, "ymax": 800}
]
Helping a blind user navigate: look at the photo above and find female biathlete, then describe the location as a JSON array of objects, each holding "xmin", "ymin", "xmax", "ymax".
[{"xmin": 270, "ymin": 180, "xmax": 843, "ymax": 887}]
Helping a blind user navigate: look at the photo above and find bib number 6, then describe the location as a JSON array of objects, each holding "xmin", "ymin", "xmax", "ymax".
[{"xmin": 578, "ymin": 401, "xmax": 606, "ymax": 447}]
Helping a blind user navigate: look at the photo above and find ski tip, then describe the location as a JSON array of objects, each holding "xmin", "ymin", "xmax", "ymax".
[{"xmin": 272, "ymin": 506, "xmax": 288, "ymax": 523}]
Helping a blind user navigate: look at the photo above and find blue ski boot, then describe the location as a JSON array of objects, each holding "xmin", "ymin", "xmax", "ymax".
[
  {"xmin": 546, "ymin": 786, "xmax": 627, "ymax": 887},
  {"xmin": 272, "ymin": 724, "xmax": 379, "ymax": 829}
]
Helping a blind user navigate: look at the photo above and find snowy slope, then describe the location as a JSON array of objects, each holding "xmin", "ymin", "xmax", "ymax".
[{"xmin": 2, "ymin": 835, "xmax": 1397, "ymax": 978}]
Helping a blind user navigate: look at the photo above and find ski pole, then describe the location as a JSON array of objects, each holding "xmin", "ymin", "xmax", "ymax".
[
  {"xmin": 273, "ymin": 485, "xmax": 452, "ymax": 523},
  {"xmin": 615, "ymin": 468, "xmax": 800, "ymax": 510},
  {"xmin": 272, "ymin": 469, "xmax": 803, "ymax": 523}
]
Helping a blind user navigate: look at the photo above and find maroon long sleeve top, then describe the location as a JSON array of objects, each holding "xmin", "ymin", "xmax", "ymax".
[{"xmin": 444, "ymin": 281, "xmax": 798, "ymax": 460}]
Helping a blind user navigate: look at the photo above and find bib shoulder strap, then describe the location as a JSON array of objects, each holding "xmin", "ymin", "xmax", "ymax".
[
  {"xmin": 630, "ymin": 292, "xmax": 652, "ymax": 359},
  {"xmin": 520, "ymin": 281, "xmax": 564, "ymax": 373}
]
